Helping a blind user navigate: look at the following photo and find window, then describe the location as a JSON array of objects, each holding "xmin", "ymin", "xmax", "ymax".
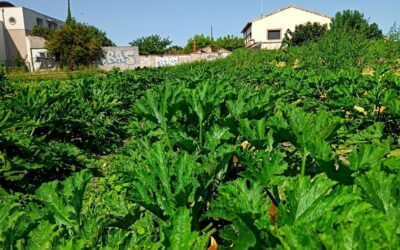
[
  {"xmin": 245, "ymin": 32, "xmax": 252, "ymax": 43},
  {"xmin": 9, "ymin": 17, "xmax": 16, "ymax": 25},
  {"xmin": 267, "ymin": 30, "xmax": 281, "ymax": 40},
  {"xmin": 36, "ymin": 18, "xmax": 44, "ymax": 26},
  {"xmin": 47, "ymin": 21, "xmax": 57, "ymax": 30}
]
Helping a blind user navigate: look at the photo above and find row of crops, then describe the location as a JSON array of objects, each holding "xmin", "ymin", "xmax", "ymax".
[{"xmin": 1, "ymin": 49, "xmax": 400, "ymax": 249}]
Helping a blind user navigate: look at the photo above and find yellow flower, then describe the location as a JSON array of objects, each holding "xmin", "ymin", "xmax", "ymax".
[
  {"xmin": 374, "ymin": 106, "xmax": 386, "ymax": 114},
  {"xmin": 276, "ymin": 61, "xmax": 287, "ymax": 68},
  {"xmin": 241, "ymin": 141, "xmax": 249, "ymax": 150},
  {"xmin": 362, "ymin": 67, "xmax": 374, "ymax": 76},
  {"xmin": 208, "ymin": 237, "xmax": 218, "ymax": 250},
  {"xmin": 354, "ymin": 105, "xmax": 368, "ymax": 115},
  {"xmin": 320, "ymin": 94, "xmax": 328, "ymax": 100}
]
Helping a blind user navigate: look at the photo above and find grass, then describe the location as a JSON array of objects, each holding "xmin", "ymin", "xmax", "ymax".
[{"xmin": 6, "ymin": 68, "xmax": 106, "ymax": 82}]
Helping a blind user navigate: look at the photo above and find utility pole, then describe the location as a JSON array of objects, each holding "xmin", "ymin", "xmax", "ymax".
[{"xmin": 211, "ymin": 25, "xmax": 213, "ymax": 39}]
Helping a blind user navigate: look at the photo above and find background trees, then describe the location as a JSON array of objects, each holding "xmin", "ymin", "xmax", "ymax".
[
  {"xmin": 129, "ymin": 34, "xmax": 244, "ymax": 55},
  {"xmin": 46, "ymin": 20, "xmax": 114, "ymax": 70},
  {"xmin": 282, "ymin": 22, "xmax": 328, "ymax": 47},
  {"xmin": 184, "ymin": 34, "xmax": 244, "ymax": 52},
  {"xmin": 330, "ymin": 10, "xmax": 383, "ymax": 39},
  {"xmin": 129, "ymin": 35, "xmax": 172, "ymax": 55},
  {"xmin": 32, "ymin": 25, "xmax": 54, "ymax": 40}
]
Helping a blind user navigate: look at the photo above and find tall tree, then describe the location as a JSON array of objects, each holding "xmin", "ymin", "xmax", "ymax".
[
  {"xmin": 46, "ymin": 21, "xmax": 114, "ymax": 70},
  {"xmin": 331, "ymin": 10, "xmax": 383, "ymax": 39},
  {"xmin": 66, "ymin": 0, "xmax": 73, "ymax": 24},
  {"xmin": 129, "ymin": 35, "xmax": 172, "ymax": 55}
]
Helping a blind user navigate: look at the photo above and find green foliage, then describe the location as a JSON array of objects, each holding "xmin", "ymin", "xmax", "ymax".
[
  {"xmin": 129, "ymin": 35, "xmax": 172, "ymax": 55},
  {"xmin": 283, "ymin": 22, "xmax": 328, "ymax": 47},
  {"xmin": 214, "ymin": 35, "xmax": 244, "ymax": 51},
  {"xmin": 32, "ymin": 25, "xmax": 54, "ymax": 40},
  {"xmin": 331, "ymin": 10, "xmax": 383, "ymax": 39},
  {"xmin": 66, "ymin": 0, "xmax": 73, "ymax": 24},
  {"xmin": 184, "ymin": 34, "xmax": 214, "ymax": 52},
  {"xmin": 165, "ymin": 45, "xmax": 186, "ymax": 55},
  {"xmin": 12, "ymin": 52, "xmax": 27, "ymax": 70},
  {"xmin": 185, "ymin": 34, "xmax": 244, "ymax": 52},
  {"xmin": 288, "ymin": 29, "xmax": 369, "ymax": 70},
  {"xmin": 1, "ymin": 40, "xmax": 400, "ymax": 249},
  {"xmin": 46, "ymin": 20, "xmax": 114, "ymax": 70},
  {"xmin": 0, "ymin": 65, "xmax": 6, "ymax": 81},
  {"xmin": 388, "ymin": 22, "xmax": 400, "ymax": 41}
]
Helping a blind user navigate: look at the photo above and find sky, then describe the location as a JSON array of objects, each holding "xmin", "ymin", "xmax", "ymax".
[{"xmin": 11, "ymin": 0, "xmax": 400, "ymax": 46}]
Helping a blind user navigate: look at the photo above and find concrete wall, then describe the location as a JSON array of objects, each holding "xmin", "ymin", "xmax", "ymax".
[
  {"xmin": 245, "ymin": 6, "xmax": 331, "ymax": 49},
  {"xmin": 26, "ymin": 36, "xmax": 55, "ymax": 71},
  {"xmin": 100, "ymin": 46, "xmax": 140, "ymax": 71},
  {"xmin": 22, "ymin": 7, "xmax": 64, "ymax": 31},
  {"xmin": 0, "ymin": 7, "xmax": 25, "ymax": 30},
  {"xmin": 30, "ymin": 48, "xmax": 56, "ymax": 71},
  {"xmin": 99, "ymin": 46, "xmax": 231, "ymax": 71},
  {"xmin": 0, "ymin": 7, "xmax": 63, "ymax": 64},
  {"xmin": 21, "ymin": 45, "xmax": 231, "ymax": 71},
  {"xmin": 138, "ymin": 53, "xmax": 231, "ymax": 68},
  {"xmin": 0, "ymin": 22, "xmax": 7, "ymax": 62}
]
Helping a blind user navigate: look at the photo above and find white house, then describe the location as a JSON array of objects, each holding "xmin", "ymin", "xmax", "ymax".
[
  {"xmin": 242, "ymin": 5, "xmax": 332, "ymax": 49},
  {"xmin": 0, "ymin": 1, "xmax": 64, "ymax": 70}
]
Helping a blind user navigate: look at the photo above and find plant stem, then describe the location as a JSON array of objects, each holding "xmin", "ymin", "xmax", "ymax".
[
  {"xmin": 199, "ymin": 121, "xmax": 204, "ymax": 147},
  {"xmin": 301, "ymin": 149, "xmax": 308, "ymax": 177}
]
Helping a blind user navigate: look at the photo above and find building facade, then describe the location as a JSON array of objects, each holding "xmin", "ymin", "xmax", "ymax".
[
  {"xmin": 242, "ymin": 6, "xmax": 331, "ymax": 49},
  {"xmin": 0, "ymin": 1, "xmax": 64, "ymax": 70}
]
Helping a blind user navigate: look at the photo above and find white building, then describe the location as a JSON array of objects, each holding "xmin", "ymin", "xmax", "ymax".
[
  {"xmin": 242, "ymin": 5, "xmax": 332, "ymax": 49},
  {"xmin": 0, "ymin": 1, "xmax": 64, "ymax": 70}
]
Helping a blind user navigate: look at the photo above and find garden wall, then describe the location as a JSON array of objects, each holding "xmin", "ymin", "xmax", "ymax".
[{"xmin": 99, "ymin": 46, "xmax": 231, "ymax": 71}]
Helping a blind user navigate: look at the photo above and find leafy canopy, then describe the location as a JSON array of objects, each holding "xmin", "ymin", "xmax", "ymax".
[
  {"xmin": 283, "ymin": 22, "xmax": 328, "ymax": 47},
  {"xmin": 129, "ymin": 35, "xmax": 172, "ymax": 55},
  {"xmin": 184, "ymin": 34, "xmax": 244, "ymax": 52},
  {"xmin": 331, "ymin": 10, "xmax": 383, "ymax": 39},
  {"xmin": 46, "ymin": 19, "xmax": 114, "ymax": 70},
  {"xmin": 32, "ymin": 25, "xmax": 54, "ymax": 40}
]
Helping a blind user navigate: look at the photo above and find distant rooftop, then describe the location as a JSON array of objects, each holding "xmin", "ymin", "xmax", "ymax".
[
  {"xmin": 242, "ymin": 5, "xmax": 332, "ymax": 33},
  {"xmin": 0, "ymin": 1, "xmax": 15, "ymax": 8}
]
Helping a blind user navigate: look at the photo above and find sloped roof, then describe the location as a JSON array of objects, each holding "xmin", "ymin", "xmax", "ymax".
[
  {"xmin": 241, "ymin": 5, "xmax": 332, "ymax": 33},
  {"xmin": 0, "ymin": 1, "xmax": 15, "ymax": 7}
]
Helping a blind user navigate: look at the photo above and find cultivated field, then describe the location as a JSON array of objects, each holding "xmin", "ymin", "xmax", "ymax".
[{"xmin": 1, "ymin": 48, "xmax": 400, "ymax": 249}]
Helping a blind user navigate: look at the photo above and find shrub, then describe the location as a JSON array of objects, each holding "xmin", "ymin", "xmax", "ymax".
[
  {"xmin": 214, "ymin": 35, "xmax": 244, "ymax": 51},
  {"xmin": 46, "ymin": 20, "xmax": 114, "ymax": 70},
  {"xmin": 331, "ymin": 10, "xmax": 383, "ymax": 39},
  {"xmin": 32, "ymin": 25, "xmax": 54, "ymax": 40},
  {"xmin": 184, "ymin": 34, "xmax": 214, "ymax": 52},
  {"xmin": 129, "ymin": 35, "xmax": 172, "ymax": 55},
  {"xmin": 388, "ymin": 22, "xmax": 400, "ymax": 41},
  {"xmin": 184, "ymin": 34, "xmax": 244, "ymax": 52},
  {"xmin": 282, "ymin": 22, "xmax": 328, "ymax": 47},
  {"xmin": 288, "ymin": 29, "xmax": 368, "ymax": 70},
  {"xmin": 0, "ymin": 65, "xmax": 6, "ymax": 81},
  {"xmin": 165, "ymin": 46, "xmax": 186, "ymax": 55}
]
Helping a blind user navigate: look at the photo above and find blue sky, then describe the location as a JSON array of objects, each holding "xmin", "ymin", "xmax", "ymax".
[{"xmin": 13, "ymin": 0, "xmax": 400, "ymax": 46}]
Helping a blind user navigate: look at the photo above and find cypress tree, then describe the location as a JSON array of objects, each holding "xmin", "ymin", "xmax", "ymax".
[{"xmin": 66, "ymin": 0, "xmax": 73, "ymax": 24}]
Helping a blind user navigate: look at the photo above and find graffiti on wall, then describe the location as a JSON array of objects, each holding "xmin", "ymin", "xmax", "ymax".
[
  {"xmin": 31, "ymin": 49, "xmax": 56, "ymax": 71},
  {"xmin": 97, "ymin": 46, "xmax": 231, "ymax": 70},
  {"xmin": 155, "ymin": 56, "xmax": 180, "ymax": 67},
  {"xmin": 101, "ymin": 47, "xmax": 139, "ymax": 67}
]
